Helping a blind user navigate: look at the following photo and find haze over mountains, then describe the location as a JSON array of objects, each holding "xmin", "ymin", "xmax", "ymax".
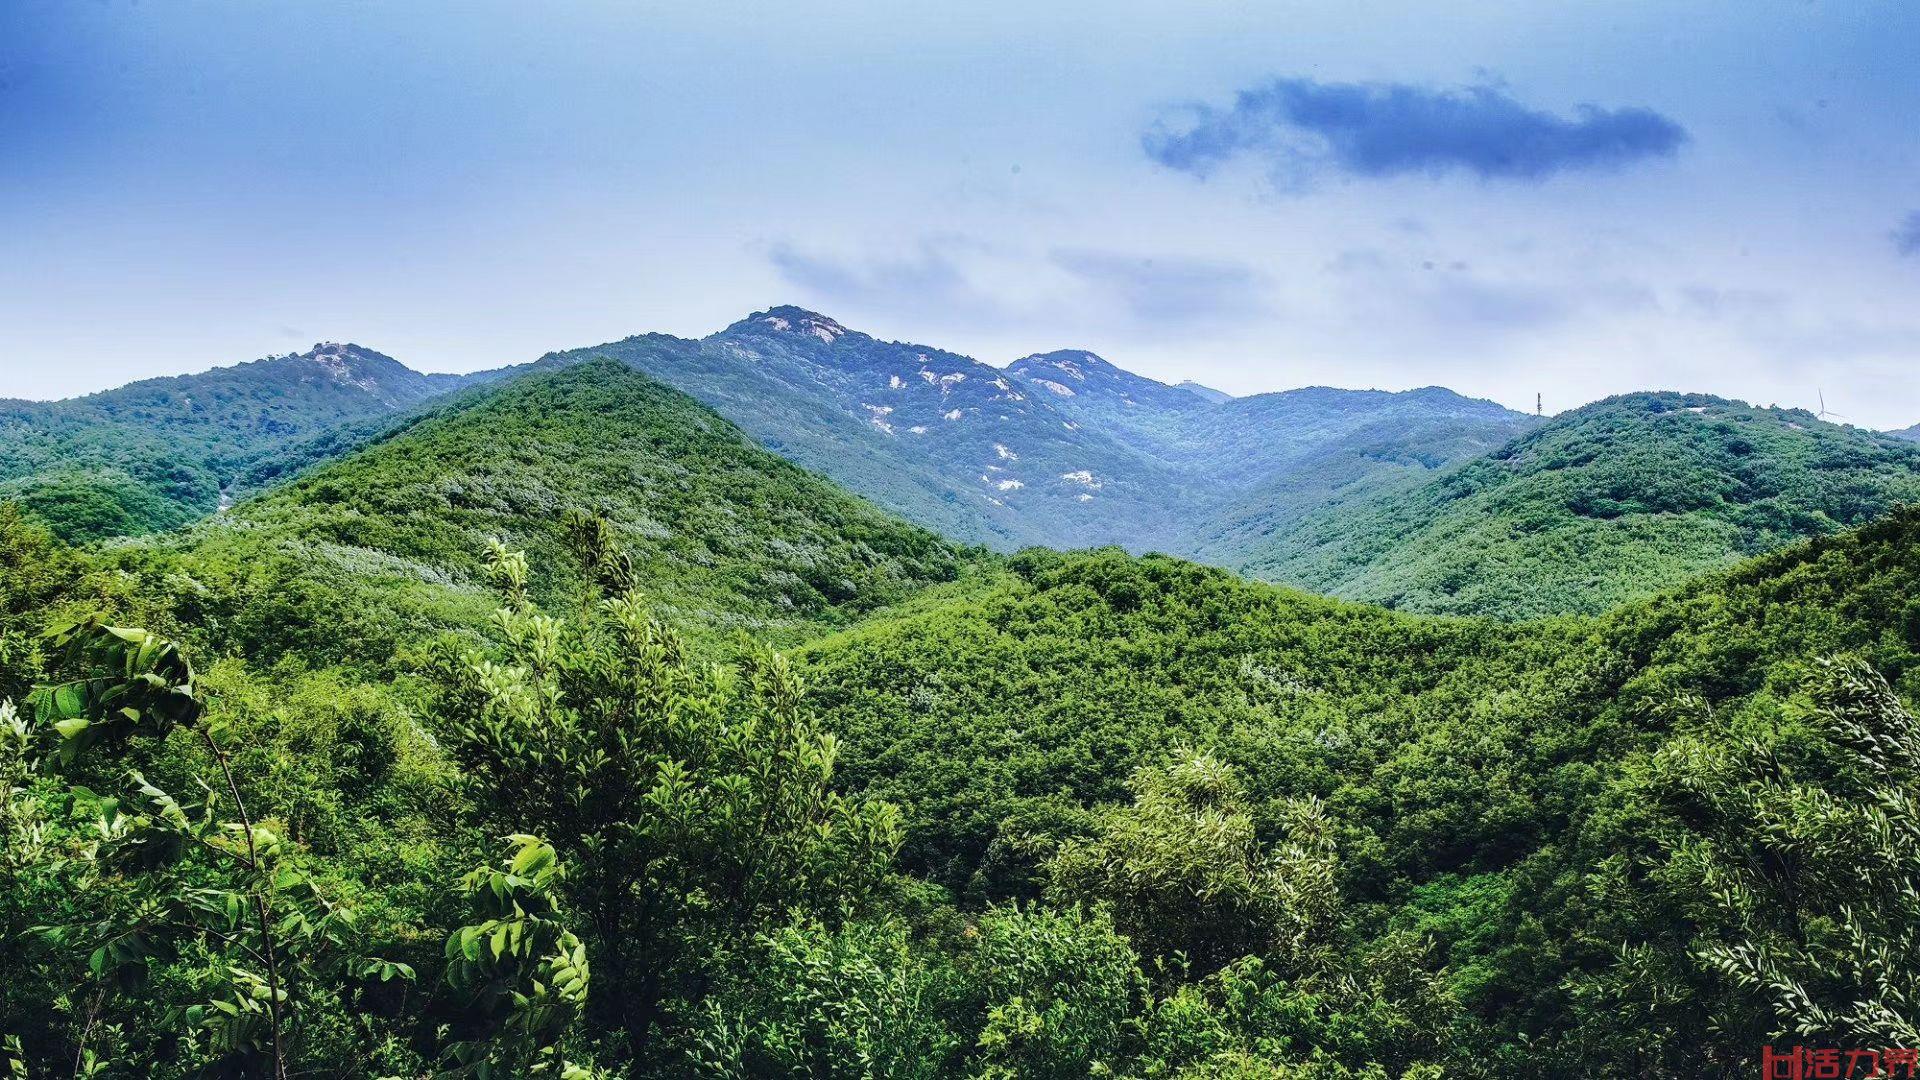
[{"xmin": 8, "ymin": 306, "xmax": 1920, "ymax": 619}]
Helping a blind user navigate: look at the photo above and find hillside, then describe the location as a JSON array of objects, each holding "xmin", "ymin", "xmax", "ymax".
[
  {"xmin": 9, "ymin": 360, "xmax": 1920, "ymax": 1073},
  {"xmin": 1188, "ymin": 409, "xmax": 1541, "ymax": 565},
  {"xmin": 534, "ymin": 308, "xmax": 1214, "ymax": 550},
  {"xmin": 797, "ymin": 507, "xmax": 1920, "ymax": 1073},
  {"xmin": 1237, "ymin": 392, "xmax": 1920, "ymax": 618},
  {"xmin": 0, "ymin": 311, "xmax": 1537, "ymax": 567},
  {"xmin": 0, "ymin": 343, "xmax": 465, "ymax": 540},
  {"xmin": 150, "ymin": 358, "xmax": 976, "ymax": 666},
  {"xmin": 534, "ymin": 307, "xmax": 1535, "ymax": 557}
]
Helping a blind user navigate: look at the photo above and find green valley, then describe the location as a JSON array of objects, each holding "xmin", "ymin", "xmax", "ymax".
[
  {"xmin": 3, "ymin": 340, "xmax": 1919, "ymax": 1079},
  {"xmin": 9, "ymin": 7, "xmax": 1911, "ymax": 1077}
]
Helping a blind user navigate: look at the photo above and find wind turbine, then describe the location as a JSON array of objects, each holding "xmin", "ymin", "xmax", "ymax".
[{"xmin": 1817, "ymin": 390, "xmax": 1846, "ymax": 423}]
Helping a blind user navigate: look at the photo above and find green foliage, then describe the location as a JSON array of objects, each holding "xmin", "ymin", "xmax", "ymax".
[
  {"xmin": 20, "ymin": 620, "xmax": 406, "ymax": 1077},
  {"xmin": 0, "ymin": 505, "xmax": 147, "ymax": 705},
  {"xmin": 686, "ymin": 915, "xmax": 961, "ymax": 1078},
  {"xmin": 439, "ymin": 834, "xmax": 595, "ymax": 1078},
  {"xmin": 437, "ymin": 540, "xmax": 905, "ymax": 1056},
  {"xmin": 960, "ymin": 903, "xmax": 1145, "ymax": 1079},
  {"xmin": 19, "ymin": 336, "xmax": 1920, "ymax": 1078},
  {"xmin": 1562, "ymin": 657, "xmax": 1920, "ymax": 1069},
  {"xmin": 1, "ymin": 699, "xmax": 50, "ymax": 1050},
  {"xmin": 174, "ymin": 358, "xmax": 974, "ymax": 666},
  {"xmin": 1244, "ymin": 393, "xmax": 1920, "ymax": 618},
  {"xmin": 0, "ymin": 344, "xmax": 460, "ymax": 541},
  {"xmin": 1046, "ymin": 753, "xmax": 1339, "ymax": 977},
  {"xmin": 802, "ymin": 510, "xmax": 1920, "ymax": 1073},
  {"xmin": 35, "ymin": 616, "xmax": 201, "ymax": 762},
  {"xmin": 0, "ymin": 700, "xmax": 42, "ymax": 873},
  {"xmin": 800, "ymin": 548, "xmax": 1529, "ymax": 895},
  {"xmin": 6, "ymin": 619, "xmax": 454, "ymax": 1079}
]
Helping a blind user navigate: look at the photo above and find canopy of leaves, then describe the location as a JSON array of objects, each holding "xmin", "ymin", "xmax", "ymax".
[
  {"xmin": 0, "ymin": 344, "xmax": 463, "ymax": 541},
  {"xmin": 1239, "ymin": 392, "xmax": 1920, "ymax": 618}
]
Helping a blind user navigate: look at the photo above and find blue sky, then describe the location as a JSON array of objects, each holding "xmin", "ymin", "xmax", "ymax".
[{"xmin": 3, "ymin": 1, "xmax": 1918, "ymax": 426}]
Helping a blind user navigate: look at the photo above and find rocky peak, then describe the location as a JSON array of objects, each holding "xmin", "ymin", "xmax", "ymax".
[{"xmin": 729, "ymin": 306, "xmax": 855, "ymax": 345}]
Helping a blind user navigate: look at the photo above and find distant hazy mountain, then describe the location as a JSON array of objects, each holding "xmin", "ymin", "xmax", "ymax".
[
  {"xmin": 1187, "ymin": 409, "xmax": 1535, "ymax": 567},
  {"xmin": 1174, "ymin": 379, "xmax": 1232, "ymax": 404},
  {"xmin": 537, "ymin": 307, "xmax": 1535, "ymax": 554},
  {"xmin": 0, "ymin": 343, "xmax": 468, "ymax": 539},
  {"xmin": 1885, "ymin": 423, "xmax": 1920, "ymax": 442},
  {"xmin": 1244, "ymin": 392, "xmax": 1920, "ymax": 618},
  {"xmin": 0, "ymin": 312, "xmax": 1538, "ymax": 556},
  {"xmin": 1003, "ymin": 348, "xmax": 1539, "ymax": 551}
]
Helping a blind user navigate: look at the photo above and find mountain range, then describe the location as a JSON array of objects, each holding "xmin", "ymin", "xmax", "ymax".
[
  {"xmin": 528, "ymin": 306, "xmax": 1538, "ymax": 554},
  {"xmin": 0, "ymin": 343, "xmax": 463, "ymax": 539},
  {"xmin": 8, "ymin": 309, "xmax": 1920, "ymax": 1075},
  {"xmin": 9, "ymin": 306, "xmax": 1920, "ymax": 620}
]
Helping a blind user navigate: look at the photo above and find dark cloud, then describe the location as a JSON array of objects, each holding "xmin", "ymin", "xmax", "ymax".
[
  {"xmin": 1144, "ymin": 77, "xmax": 1687, "ymax": 186},
  {"xmin": 1049, "ymin": 249, "xmax": 1268, "ymax": 324},
  {"xmin": 1893, "ymin": 211, "xmax": 1920, "ymax": 257}
]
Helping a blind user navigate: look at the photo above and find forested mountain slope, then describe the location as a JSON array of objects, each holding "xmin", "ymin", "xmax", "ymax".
[
  {"xmin": 534, "ymin": 308, "xmax": 1217, "ymax": 550},
  {"xmin": 0, "ymin": 343, "xmax": 467, "ymax": 540},
  {"xmin": 799, "ymin": 506, "xmax": 1920, "ymax": 1073},
  {"xmin": 0, "ymin": 311, "xmax": 1534, "ymax": 567},
  {"xmin": 535, "ymin": 307, "xmax": 1535, "ymax": 556},
  {"xmin": 7, "ymin": 354, "xmax": 1920, "ymax": 1073},
  {"xmin": 1238, "ymin": 391, "xmax": 1920, "ymax": 618},
  {"xmin": 115, "ymin": 359, "xmax": 975, "ymax": 668},
  {"xmin": 1188, "ymin": 410, "xmax": 1537, "ymax": 565}
]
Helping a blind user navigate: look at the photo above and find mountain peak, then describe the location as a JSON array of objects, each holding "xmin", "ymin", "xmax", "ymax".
[
  {"xmin": 299, "ymin": 340, "xmax": 399, "ymax": 371},
  {"xmin": 729, "ymin": 306, "xmax": 855, "ymax": 345},
  {"xmin": 1007, "ymin": 349, "xmax": 1203, "ymax": 412},
  {"xmin": 1009, "ymin": 349, "xmax": 1118, "ymax": 382},
  {"xmin": 1174, "ymin": 379, "xmax": 1232, "ymax": 404},
  {"xmin": 281, "ymin": 341, "xmax": 424, "ymax": 396}
]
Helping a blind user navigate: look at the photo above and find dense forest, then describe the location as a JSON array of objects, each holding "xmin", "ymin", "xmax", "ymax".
[
  {"xmin": 4, "ymin": 356, "xmax": 1919, "ymax": 1077},
  {"xmin": 0, "ymin": 345, "xmax": 468, "ymax": 543},
  {"xmin": 12, "ymin": 313, "xmax": 1912, "ymax": 625},
  {"xmin": 1241, "ymin": 392, "xmax": 1920, "ymax": 617}
]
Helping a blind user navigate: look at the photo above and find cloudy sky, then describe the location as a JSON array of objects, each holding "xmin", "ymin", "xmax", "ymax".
[{"xmin": 4, "ymin": 1, "xmax": 1918, "ymax": 425}]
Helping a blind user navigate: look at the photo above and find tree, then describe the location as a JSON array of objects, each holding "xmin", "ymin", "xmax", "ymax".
[
  {"xmin": 1, "ymin": 698, "xmax": 51, "ymax": 1070},
  {"xmin": 683, "ymin": 915, "xmax": 960, "ymax": 1079},
  {"xmin": 1646, "ymin": 657, "xmax": 1920, "ymax": 1048},
  {"xmin": 437, "ymin": 834, "xmax": 598, "ymax": 1078},
  {"xmin": 24, "ymin": 616, "xmax": 411, "ymax": 1078},
  {"xmin": 435, "ymin": 536, "xmax": 903, "ymax": 1058},
  {"xmin": 1045, "ymin": 752, "xmax": 1339, "ymax": 977},
  {"xmin": 1, "ymin": 699, "xmax": 45, "ymax": 882}
]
